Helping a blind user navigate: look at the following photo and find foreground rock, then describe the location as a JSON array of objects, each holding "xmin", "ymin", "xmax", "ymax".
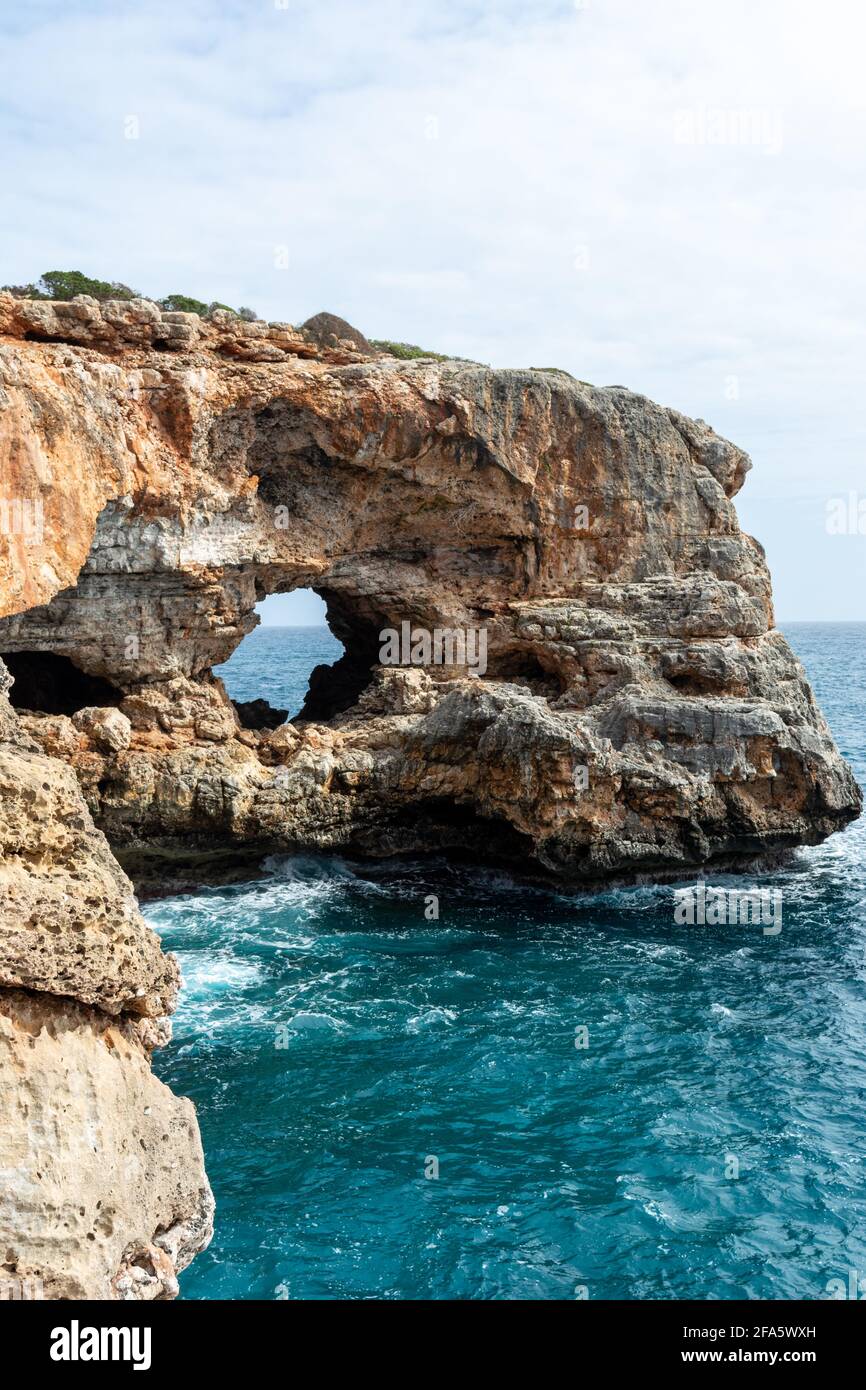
[
  {"xmin": 0, "ymin": 599, "xmax": 212, "ymax": 1298},
  {"xmin": 0, "ymin": 989, "xmax": 212, "ymax": 1300}
]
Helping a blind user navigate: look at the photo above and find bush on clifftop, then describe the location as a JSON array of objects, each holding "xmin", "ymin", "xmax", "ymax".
[
  {"xmin": 2, "ymin": 272, "xmax": 476, "ymax": 358},
  {"xmin": 4, "ymin": 270, "xmax": 139, "ymax": 302},
  {"xmin": 1, "ymin": 270, "xmax": 257, "ymax": 321},
  {"xmin": 370, "ymin": 338, "xmax": 482, "ymax": 364}
]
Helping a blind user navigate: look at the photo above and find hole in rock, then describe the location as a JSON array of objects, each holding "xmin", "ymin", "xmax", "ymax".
[
  {"xmin": 666, "ymin": 672, "xmax": 720, "ymax": 697},
  {"xmin": 485, "ymin": 646, "xmax": 567, "ymax": 698},
  {"xmin": 1, "ymin": 651, "xmax": 122, "ymax": 715},
  {"xmin": 214, "ymin": 589, "xmax": 353, "ymax": 727},
  {"xmin": 22, "ymin": 331, "xmax": 69, "ymax": 345}
]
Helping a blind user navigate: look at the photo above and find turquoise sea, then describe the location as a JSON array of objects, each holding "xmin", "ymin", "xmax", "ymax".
[{"xmin": 147, "ymin": 623, "xmax": 866, "ymax": 1300}]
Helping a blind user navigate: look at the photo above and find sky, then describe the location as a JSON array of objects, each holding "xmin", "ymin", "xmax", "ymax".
[{"xmin": 2, "ymin": 0, "xmax": 864, "ymax": 621}]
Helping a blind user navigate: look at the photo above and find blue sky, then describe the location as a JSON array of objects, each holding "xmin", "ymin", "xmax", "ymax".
[{"xmin": 2, "ymin": 0, "xmax": 865, "ymax": 620}]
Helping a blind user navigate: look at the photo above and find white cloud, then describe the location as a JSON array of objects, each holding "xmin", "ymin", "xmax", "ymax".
[{"xmin": 2, "ymin": 0, "xmax": 864, "ymax": 617}]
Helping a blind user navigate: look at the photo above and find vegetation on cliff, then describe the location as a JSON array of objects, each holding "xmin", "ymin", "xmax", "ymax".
[
  {"xmin": 370, "ymin": 338, "xmax": 482, "ymax": 364},
  {"xmin": 1, "ymin": 271, "xmax": 481, "ymax": 361},
  {"xmin": 1, "ymin": 269, "xmax": 258, "ymax": 321}
]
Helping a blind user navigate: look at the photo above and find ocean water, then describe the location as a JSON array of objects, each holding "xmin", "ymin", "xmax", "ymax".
[
  {"xmin": 147, "ymin": 623, "xmax": 866, "ymax": 1300},
  {"xmin": 213, "ymin": 624, "xmax": 344, "ymax": 718}
]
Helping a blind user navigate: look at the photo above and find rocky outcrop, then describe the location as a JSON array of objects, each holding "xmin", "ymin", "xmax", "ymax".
[
  {"xmin": 0, "ymin": 657, "xmax": 213, "ymax": 1298},
  {"xmin": 0, "ymin": 304, "xmax": 216, "ymax": 1297},
  {"xmin": 0, "ymin": 293, "xmax": 859, "ymax": 896},
  {"xmin": 0, "ymin": 293, "xmax": 859, "ymax": 1293},
  {"xmin": 0, "ymin": 663, "xmax": 175, "ymax": 1016},
  {"xmin": 0, "ymin": 989, "xmax": 212, "ymax": 1300},
  {"xmin": 299, "ymin": 310, "xmax": 374, "ymax": 355},
  {"xmin": 0, "ymin": 678, "xmax": 213, "ymax": 1298}
]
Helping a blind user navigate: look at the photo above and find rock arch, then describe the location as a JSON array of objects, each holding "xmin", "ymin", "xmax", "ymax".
[
  {"xmin": 0, "ymin": 294, "xmax": 859, "ymax": 1298},
  {"xmin": 0, "ymin": 310, "xmax": 858, "ymax": 894}
]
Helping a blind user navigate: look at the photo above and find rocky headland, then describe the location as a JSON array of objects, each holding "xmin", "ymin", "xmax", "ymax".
[{"xmin": 0, "ymin": 292, "xmax": 860, "ymax": 1296}]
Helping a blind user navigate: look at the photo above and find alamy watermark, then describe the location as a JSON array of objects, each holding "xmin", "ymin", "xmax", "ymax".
[
  {"xmin": 0, "ymin": 497, "xmax": 43, "ymax": 545},
  {"xmin": 379, "ymin": 621, "xmax": 487, "ymax": 676},
  {"xmin": 674, "ymin": 107, "xmax": 783, "ymax": 155},
  {"xmin": 50, "ymin": 1321, "xmax": 150, "ymax": 1370},
  {"xmin": 673, "ymin": 879, "xmax": 782, "ymax": 935},
  {"xmin": 0, "ymin": 1275, "xmax": 43, "ymax": 1300},
  {"xmin": 825, "ymin": 1268, "xmax": 866, "ymax": 1300},
  {"xmin": 826, "ymin": 492, "xmax": 866, "ymax": 535}
]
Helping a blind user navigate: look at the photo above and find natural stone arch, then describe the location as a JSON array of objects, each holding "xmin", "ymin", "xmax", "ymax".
[
  {"xmin": 0, "ymin": 306, "xmax": 857, "ymax": 897},
  {"xmin": 0, "ymin": 294, "xmax": 860, "ymax": 1302}
]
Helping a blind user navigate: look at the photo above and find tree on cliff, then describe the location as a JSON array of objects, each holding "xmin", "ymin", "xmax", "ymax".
[
  {"xmin": 1, "ymin": 272, "xmax": 258, "ymax": 321},
  {"xmin": 2, "ymin": 270, "xmax": 140, "ymax": 301},
  {"xmin": 158, "ymin": 296, "xmax": 256, "ymax": 319},
  {"xmin": 157, "ymin": 293, "xmax": 209, "ymax": 315}
]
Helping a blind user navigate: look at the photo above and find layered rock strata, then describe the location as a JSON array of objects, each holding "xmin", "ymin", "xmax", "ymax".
[
  {"xmin": 0, "ymin": 665, "xmax": 213, "ymax": 1298},
  {"xmin": 0, "ymin": 293, "xmax": 858, "ymax": 893},
  {"xmin": 0, "ymin": 293, "xmax": 859, "ymax": 1293},
  {"xmin": 0, "ymin": 300, "xmax": 218, "ymax": 1296}
]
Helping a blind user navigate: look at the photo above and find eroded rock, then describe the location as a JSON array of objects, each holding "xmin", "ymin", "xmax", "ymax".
[
  {"xmin": 0, "ymin": 297, "xmax": 860, "ymax": 1296},
  {"xmin": 0, "ymin": 734, "xmax": 177, "ymax": 1016},
  {"xmin": 73, "ymin": 705, "xmax": 132, "ymax": 754},
  {"xmin": 0, "ymin": 989, "xmax": 213, "ymax": 1300},
  {"xmin": 0, "ymin": 304, "xmax": 856, "ymax": 887}
]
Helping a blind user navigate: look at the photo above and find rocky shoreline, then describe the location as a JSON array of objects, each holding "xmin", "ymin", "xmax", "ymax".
[{"xmin": 0, "ymin": 293, "xmax": 860, "ymax": 1296}]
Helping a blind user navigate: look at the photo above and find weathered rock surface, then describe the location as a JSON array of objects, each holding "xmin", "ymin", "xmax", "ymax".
[
  {"xmin": 299, "ymin": 310, "xmax": 373, "ymax": 355},
  {"xmin": 0, "ymin": 292, "xmax": 859, "ymax": 894},
  {"xmin": 0, "ymin": 293, "xmax": 859, "ymax": 1294},
  {"xmin": 0, "ymin": 989, "xmax": 212, "ymax": 1300},
  {"xmin": 0, "ymin": 656, "xmax": 175, "ymax": 1016},
  {"xmin": 0, "ymin": 662, "xmax": 212, "ymax": 1298},
  {"xmin": 0, "ymin": 313, "xmax": 216, "ymax": 1297},
  {"xmin": 0, "ymin": 671, "xmax": 212, "ymax": 1298}
]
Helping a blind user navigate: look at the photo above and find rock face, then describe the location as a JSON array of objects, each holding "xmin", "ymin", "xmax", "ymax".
[
  {"xmin": 0, "ymin": 990, "xmax": 212, "ymax": 1300},
  {"xmin": 299, "ymin": 310, "xmax": 373, "ymax": 355},
  {"xmin": 0, "ymin": 293, "xmax": 859, "ymax": 1293},
  {"xmin": 0, "ymin": 292, "xmax": 860, "ymax": 897},
  {"xmin": 0, "ymin": 665, "xmax": 213, "ymax": 1298},
  {"xmin": 0, "ymin": 301, "xmax": 217, "ymax": 1297}
]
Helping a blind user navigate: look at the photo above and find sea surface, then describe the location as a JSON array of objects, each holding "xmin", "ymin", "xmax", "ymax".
[
  {"xmin": 147, "ymin": 623, "xmax": 866, "ymax": 1300},
  {"xmin": 213, "ymin": 624, "xmax": 344, "ymax": 719}
]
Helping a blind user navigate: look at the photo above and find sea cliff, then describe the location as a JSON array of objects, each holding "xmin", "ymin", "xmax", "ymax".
[{"xmin": 0, "ymin": 293, "xmax": 859, "ymax": 1295}]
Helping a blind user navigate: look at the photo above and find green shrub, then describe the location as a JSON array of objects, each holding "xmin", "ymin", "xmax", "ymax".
[
  {"xmin": 1, "ymin": 271, "xmax": 259, "ymax": 321},
  {"xmin": 158, "ymin": 293, "xmax": 209, "ymax": 315},
  {"xmin": 370, "ymin": 339, "xmax": 483, "ymax": 365},
  {"xmin": 1, "ymin": 283, "xmax": 42, "ymax": 299},
  {"xmin": 370, "ymin": 339, "xmax": 449, "ymax": 360},
  {"xmin": 36, "ymin": 270, "xmax": 138, "ymax": 301}
]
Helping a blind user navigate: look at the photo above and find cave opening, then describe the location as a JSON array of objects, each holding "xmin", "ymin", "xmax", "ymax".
[
  {"xmin": 484, "ymin": 646, "xmax": 568, "ymax": 698},
  {"xmin": 214, "ymin": 587, "xmax": 380, "ymax": 728},
  {"xmin": 1, "ymin": 650, "xmax": 123, "ymax": 715}
]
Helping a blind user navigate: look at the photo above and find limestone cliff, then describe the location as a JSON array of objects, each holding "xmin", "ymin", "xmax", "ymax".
[
  {"xmin": 0, "ymin": 293, "xmax": 858, "ymax": 890},
  {"xmin": 0, "ymin": 292, "xmax": 859, "ymax": 1293},
  {"xmin": 0, "ymin": 296, "xmax": 219, "ymax": 1298},
  {"xmin": 0, "ymin": 665, "xmax": 213, "ymax": 1298}
]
